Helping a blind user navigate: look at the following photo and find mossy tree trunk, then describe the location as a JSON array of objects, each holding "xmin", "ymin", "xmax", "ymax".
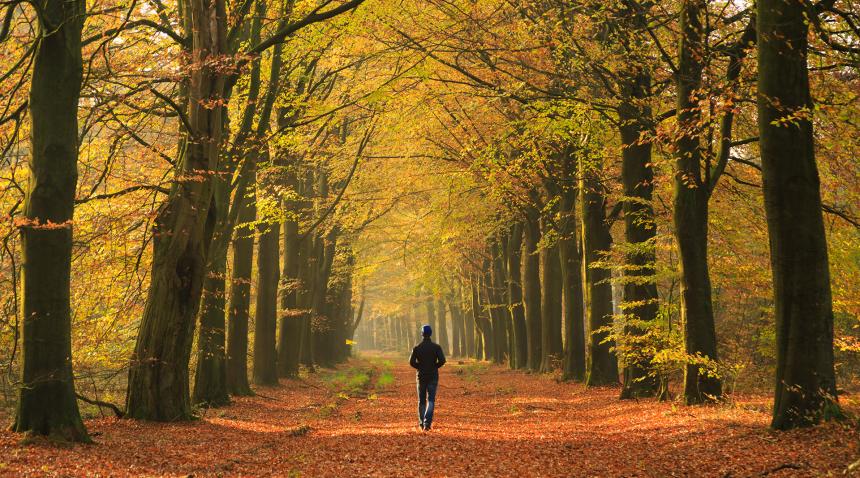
[
  {"xmin": 490, "ymin": 238, "xmax": 510, "ymax": 364},
  {"xmin": 14, "ymin": 0, "xmax": 89, "ymax": 441}
]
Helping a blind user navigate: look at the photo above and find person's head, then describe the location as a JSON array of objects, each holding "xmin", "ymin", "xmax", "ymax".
[{"xmin": 421, "ymin": 324, "xmax": 432, "ymax": 338}]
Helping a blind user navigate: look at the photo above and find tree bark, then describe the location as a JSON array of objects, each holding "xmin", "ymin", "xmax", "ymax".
[
  {"xmin": 436, "ymin": 298, "xmax": 450, "ymax": 355},
  {"xmin": 126, "ymin": 0, "xmax": 227, "ymax": 420},
  {"xmin": 540, "ymin": 217, "xmax": 563, "ymax": 372},
  {"xmin": 450, "ymin": 297, "xmax": 462, "ymax": 357},
  {"xmin": 618, "ymin": 73, "xmax": 660, "ymax": 399},
  {"xmin": 560, "ymin": 181, "xmax": 586, "ymax": 382},
  {"xmin": 757, "ymin": 0, "xmax": 839, "ymax": 429},
  {"xmin": 674, "ymin": 0, "xmax": 722, "ymax": 404},
  {"xmin": 226, "ymin": 181, "xmax": 255, "ymax": 395},
  {"xmin": 13, "ymin": 0, "xmax": 89, "ymax": 441},
  {"xmin": 253, "ymin": 179, "xmax": 280, "ymax": 386},
  {"xmin": 507, "ymin": 223, "xmax": 528, "ymax": 369},
  {"xmin": 522, "ymin": 207, "xmax": 543, "ymax": 372},
  {"xmin": 192, "ymin": 192, "xmax": 230, "ymax": 406},
  {"xmin": 581, "ymin": 164, "xmax": 619, "ymax": 387}
]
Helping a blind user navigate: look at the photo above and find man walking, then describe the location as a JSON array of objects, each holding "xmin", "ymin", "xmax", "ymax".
[{"xmin": 409, "ymin": 324, "xmax": 446, "ymax": 431}]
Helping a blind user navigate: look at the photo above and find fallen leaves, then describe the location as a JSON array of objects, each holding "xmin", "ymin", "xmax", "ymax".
[{"xmin": 1, "ymin": 357, "xmax": 858, "ymax": 477}]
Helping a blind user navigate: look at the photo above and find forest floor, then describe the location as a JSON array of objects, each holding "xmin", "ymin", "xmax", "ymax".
[{"xmin": 1, "ymin": 355, "xmax": 859, "ymax": 477}]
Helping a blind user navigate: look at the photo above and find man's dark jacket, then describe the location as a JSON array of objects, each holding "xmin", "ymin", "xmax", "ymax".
[{"xmin": 409, "ymin": 338, "xmax": 446, "ymax": 381}]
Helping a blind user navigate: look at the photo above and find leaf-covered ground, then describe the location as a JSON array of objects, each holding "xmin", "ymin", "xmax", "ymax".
[{"xmin": 2, "ymin": 356, "xmax": 858, "ymax": 477}]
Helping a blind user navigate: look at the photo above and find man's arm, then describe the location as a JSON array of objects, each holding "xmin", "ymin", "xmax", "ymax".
[
  {"xmin": 436, "ymin": 345, "xmax": 446, "ymax": 368},
  {"xmin": 409, "ymin": 348, "xmax": 419, "ymax": 369}
]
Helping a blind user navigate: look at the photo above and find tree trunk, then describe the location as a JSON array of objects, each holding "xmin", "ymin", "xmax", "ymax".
[
  {"xmin": 490, "ymin": 241, "xmax": 509, "ymax": 364},
  {"xmin": 226, "ymin": 181, "xmax": 255, "ymax": 396},
  {"xmin": 758, "ymin": 0, "xmax": 839, "ymax": 429},
  {"xmin": 540, "ymin": 218, "xmax": 563, "ymax": 372},
  {"xmin": 192, "ymin": 187, "xmax": 230, "ymax": 406},
  {"xmin": 581, "ymin": 164, "xmax": 619, "ymax": 387},
  {"xmin": 473, "ymin": 272, "xmax": 493, "ymax": 360},
  {"xmin": 675, "ymin": 0, "xmax": 722, "ymax": 404},
  {"xmin": 507, "ymin": 224, "xmax": 528, "ymax": 369},
  {"xmin": 253, "ymin": 210, "xmax": 280, "ymax": 386},
  {"xmin": 450, "ymin": 297, "xmax": 462, "ymax": 357},
  {"xmin": 560, "ymin": 183, "xmax": 586, "ymax": 382},
  {"xmin": 126, "ymin": 0, "xmax": 227, "ymax": 420},
  {"xmin": 618, "ymin": 73, "xmax": 660, "ymax": 399},
  {"xmin": 464, "ymin": 281, "xmax": 476, "ymax": 358},
  {"xmin": 522, "ymin": 208, "xmax": 543, "ymax": 372},
  {"xmin": 436, "ymin": 298, "xmax": 450, "ymax": 355},
  {"xmin": 277, "ymin": 188, "xmax": 302, "ymax": 376},
  {"xmin": 13, "ymin": 0, "xmax": 89, "ymax": 441}
]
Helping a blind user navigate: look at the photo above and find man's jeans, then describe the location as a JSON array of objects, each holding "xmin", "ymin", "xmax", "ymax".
[{"xmin": 417, "ymin": 377, "xmax": 438, "ymax": 428}]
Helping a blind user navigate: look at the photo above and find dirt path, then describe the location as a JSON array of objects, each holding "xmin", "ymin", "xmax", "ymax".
[{"xmin": 1, "ymin": 356, "xmax": 858, "ymax": 477}]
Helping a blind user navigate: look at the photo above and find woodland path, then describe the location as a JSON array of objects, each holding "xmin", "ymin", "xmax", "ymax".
[{"xmin": 1, "ymin": 355, "xmax": 858, "ymax": 477}]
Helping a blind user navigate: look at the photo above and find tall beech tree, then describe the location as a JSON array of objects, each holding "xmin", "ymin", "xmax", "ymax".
[
  {"xmin": 672, "ymin": 2, "xmax": 756, "ymax": 404},
  {"xmin": 617, "ymin": 88, "xmax": 660, "ymax": 399},
  {"xmin": 757, "ymin": 0, "xmax": 840, "ymax": 429},
  {"xmin": 557, "ymin": 151, "xmax": 586, "ymax": 382},
  {"xmin": 522, "ymin": 205, "xmax": 543, "ymax": 371},
  {"xmin": 12, "ymin": 0, "xmax": 90, "ymax": 441},
  {"xmin": 673, "ymin": 0, "xmax": 722, "ymax": 404},
  {"xmin": 580, "ymin": 159, "xmax": 618, "ymax": 387}
]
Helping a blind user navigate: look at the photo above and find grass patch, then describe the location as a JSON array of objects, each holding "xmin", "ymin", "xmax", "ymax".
[
  {"xmin": 376, "ymin": 371, "xmax": 395, "ymax": 389},
  {"xmin": 453, "ymin": 362, "xmax": 488, "ymax": 383},
  {"xmin": 322, "ymin": 367, "xmax": 372, "ymax": 396}
]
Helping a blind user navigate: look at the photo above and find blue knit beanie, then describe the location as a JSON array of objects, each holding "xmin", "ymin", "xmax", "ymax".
[{"xmin": 421, "ymin": 324, "xmax": 432, "ymax": 337}]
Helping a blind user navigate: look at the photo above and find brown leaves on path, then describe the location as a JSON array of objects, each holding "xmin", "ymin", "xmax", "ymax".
[{"xmin": 1, "ymin": 357, "xmax": 858, "ymax": 477}]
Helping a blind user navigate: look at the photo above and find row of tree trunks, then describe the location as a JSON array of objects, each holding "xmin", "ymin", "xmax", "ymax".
[
  {"xmin": 125, "ymin": 0, "xmax": 228, "ymax": 420},
  {"xmin": 193, "ymin": 1, "xmax": 267, "ymax": 406}
]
